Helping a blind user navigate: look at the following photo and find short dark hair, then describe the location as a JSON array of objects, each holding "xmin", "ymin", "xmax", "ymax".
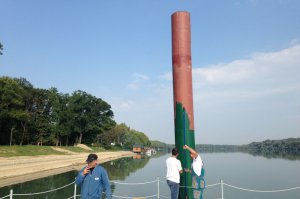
[{"xmin": 172, "ymin": 148, "xmax": 179, "ymax": 156}]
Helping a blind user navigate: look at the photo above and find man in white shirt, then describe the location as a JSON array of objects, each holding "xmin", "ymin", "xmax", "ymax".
[
  {"xmin": 166, "ymin": 148, "xmax": 183, "ymax": 199},
  {"xmin": 183, "ymin": 145, "xmax": 205, "ymax": 199}
]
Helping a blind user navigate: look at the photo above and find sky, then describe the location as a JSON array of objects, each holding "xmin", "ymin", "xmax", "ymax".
[{"xmin": 1, "ymin": 0, "xmax": 299, "ymax": 144}]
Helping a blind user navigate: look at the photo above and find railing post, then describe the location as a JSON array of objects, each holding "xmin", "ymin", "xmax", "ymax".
[
  {"xmin": 9, "ymin": 189, "xmax": 13, "ymax": 199},
  {"xmin": 157, "ymin": 177, "xmax": 160, "ymax": 199},
  {"xmin": 220, "ymin": 179, "xmax": 224, "ymax": 199},
  {"xmin": 73, "ymin": 182, "xmax": 77, "ymax": 199}
]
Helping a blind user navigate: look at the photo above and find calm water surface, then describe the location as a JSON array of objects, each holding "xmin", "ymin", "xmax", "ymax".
[{"xmin": 0, "ymin": 152, "xmax": 300, "ymax": 199}]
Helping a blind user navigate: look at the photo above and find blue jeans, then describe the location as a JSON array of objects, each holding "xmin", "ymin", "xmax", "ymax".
[{"xmin": 167, "ymin": 180, "xmax": 179, "ymax": 199}]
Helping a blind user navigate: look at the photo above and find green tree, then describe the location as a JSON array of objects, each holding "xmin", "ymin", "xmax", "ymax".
[
  {"xmin": 47, "ymin": 88, "xmax": 71, "ymax": 146},
  {"xmin": 0, "ymin": 42, "xmax": 3, "ymax": 55},
  {"xmin": 99, "ymin": 123, "xmax": 129, "ymax": 147},
  {"xmin": 99, "ymin": 123, "xmax": 151, "ymax": 149},
  {"xmin": 0, "ymin": 77, "xmax": 25, "ymax": 145},
  {"xmin": 0, "ymin": 76, "xmax": 157, "ymax": 148},
  {"xmin": 30, "ymin": 88, "xmax": 52, "ymax": 145},
  {"xmin": 68, "ymin": 90, "xmax": 115, "ymax": 145},
  {"xmin": 13, "ymin": 78, "xmax": 35, "ymax": 145},
  {"xmin": 122, "ymin": 128, "xmax": 151, "ymax": 149}
]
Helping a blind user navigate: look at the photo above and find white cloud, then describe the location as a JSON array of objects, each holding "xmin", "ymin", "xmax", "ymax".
[
  {"xmin": 289, "ymin": 38, "xmax": 299, "ymax": 46},
  {"xmin": 133, "ymin": 73, "xmax": 149, "ymax": 81},
  {"xmin": 160, "ymin": 72, "xmax": 172, "ymax": 81},
  {"xmin": 193, "ymin": 60, "xmax": 256, "ymax": 86},
  {"xmin": 115, "ymin": 44, "xmax": 300, "ymax": 144},
  {"xmin": 161, "ymin": 44, "xmax": 300, "ymax": 102},
  {"xmin": 193, "ymin": 45, "xmax": 300, "ymax": 89},
  {"xmin": 112, "ymin": 100, "xmax": 134, "ymax": 111},
  {"xmin": 192, "ymin": 44, "xmax": 300, "ymax": 144},
  {"xmin": 196, "ymin": 85, "xmax": 300, "ymax": 101},
  {"xmin": 127, "ymin": 83, "xmax": 138, "ymax": 90},
  {"xmin": 126, "ymin": 73, "xmax": 149, "ymax": 90}
]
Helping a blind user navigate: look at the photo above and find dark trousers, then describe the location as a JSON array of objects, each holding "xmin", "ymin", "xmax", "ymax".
[{"xmin": 167, "ymin": 180, "xmax": 179, "ymax": 199}]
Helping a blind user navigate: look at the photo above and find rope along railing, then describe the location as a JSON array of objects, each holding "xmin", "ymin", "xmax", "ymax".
[
  {"xmin": 1, "ymin": 178, "xmax": 300, "ymax": 199},
  {"xmin": 0, "ymin": 194, "xmax": 10, "ymax": 199},
  {"xmin": 223, "ymin": 182, "xmax": 300, "ymax": 193},
  {"xmin": 158, "ymin": 179, "xmax": 221, "ymax": 198},
  {"xmin": 159, "ymin": 195, "xmax": 169, "ymax": 199},
  {"xmin": 108, "ymin": 177, "xmax": 160, "ymax": 198},
  {"xmin": 111, "ymin": 194, "xmax": 157, "ymax": 198},
  {"xmin": 13, "ymin": 181, "xmax": 74, "ymax": 196},
  {"xmin": 111, "ymin": 180, "xmax": 158, "ymax": 185},
  {"xmin": 159, "ymin": 179, "xmax": 221, "ymax": 189},
  {"xmin": 66, "ymin": 195, "xmax": 80, "ymax": 199},
  {"xmin": 66, "ymin": 194, "xmax": 158, "ymax": 199}
]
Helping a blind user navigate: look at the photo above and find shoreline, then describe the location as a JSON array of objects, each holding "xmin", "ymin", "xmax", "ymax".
[{"xmin": 0, "ymin": 151, "xmax": 134, "ymax": 188}]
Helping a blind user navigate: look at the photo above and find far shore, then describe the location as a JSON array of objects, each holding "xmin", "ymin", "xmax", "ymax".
[{"xmin": 0, "ymin": 151, "xmax": 134, "ymax": 187}]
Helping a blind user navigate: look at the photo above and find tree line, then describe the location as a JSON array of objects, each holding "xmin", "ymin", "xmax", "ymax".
[
  {"xmin": 0, "ymin": 76, "xmax": 150, "ymax": 149},
  {"xmin": 0, "ymin": 41, "xmax": 3, "ymax": 55},
  {"xmin": 196, "ymin": 144, "xmax": 239, "ymax": 153},
  {"xmin": 243, "ymin": 138, "xmax": 300, "ymax": 155},
  {"xmin": 195, "ymin": 138, "xmax": 300, "ymax": 156}
]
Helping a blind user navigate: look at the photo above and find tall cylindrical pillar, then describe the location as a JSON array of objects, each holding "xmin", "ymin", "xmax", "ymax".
[{"xmin": 172, "ymin": 11, "xmax": 195, "ymax": 199}]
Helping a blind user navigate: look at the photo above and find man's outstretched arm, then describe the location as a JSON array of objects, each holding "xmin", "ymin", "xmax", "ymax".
[{"xmin": 183, "ymin": 145, "xmax": 198, "ymax": 157}]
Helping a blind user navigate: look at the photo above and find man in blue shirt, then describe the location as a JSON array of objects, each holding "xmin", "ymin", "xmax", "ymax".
[{"xmin": 75, "ymin": 154, "xmax": 112, "ymax": 199}]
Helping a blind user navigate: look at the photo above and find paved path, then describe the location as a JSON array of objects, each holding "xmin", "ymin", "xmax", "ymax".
[{"xmin": 0, "ymin": 151, "xmax": 134, "ymax": 187}]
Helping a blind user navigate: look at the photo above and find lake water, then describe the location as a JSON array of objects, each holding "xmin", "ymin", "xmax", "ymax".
[{"xmin": 0, "ymin": 152, "xmax": 300, "ymax": 199}]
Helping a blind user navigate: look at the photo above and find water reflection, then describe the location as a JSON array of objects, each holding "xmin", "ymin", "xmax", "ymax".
[
  {"xmin": 1, "ymin": 151, "xmax": 299, "ymax": 199},
  {"xmin": 102, "ymin": 155, "xmax": 150, "ymax": 181},
  {"xmin": 245, "ymin": 151, "xmax": 300, "ymax": 161},
  {"xmin": 0, "ymin": 154, "xmax": 152, "ymax": 199},
  {"xmin": 0, "ymin": 171, "xmax": 76, "ymax": 199},
  {"xmin": 200, "ymin": 150, "xmax": 300, "ymax": 161}
]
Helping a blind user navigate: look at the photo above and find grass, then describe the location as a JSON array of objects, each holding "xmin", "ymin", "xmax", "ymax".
[
  {"xmin": 89, "ymin": 147, "xmax": 106, "ymax": 152},
  {"xmin": 59, "ymin": 146, "xmax": 105, "ymax": 153},
  {"xmin": 0, "ymin": 145, "xmax": 117, "ymax": 157},
  {"xmin": 59, "ymin": 146, "xmax": 90, "ymax": 153},
  {"xmin": 0, "ymin": 145, "xmax": 64, "ymax": 157}
]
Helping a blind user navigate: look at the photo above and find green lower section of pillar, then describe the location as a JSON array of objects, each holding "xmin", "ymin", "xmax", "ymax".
[{"xmin": 175, "ymin": 103, "xmax": 195, "ymax": 199}]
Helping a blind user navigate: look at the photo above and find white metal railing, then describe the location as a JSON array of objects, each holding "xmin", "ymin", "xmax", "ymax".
[{"xmin": 1, "ymin": 178, "xmax": 300, "ymax": 199}]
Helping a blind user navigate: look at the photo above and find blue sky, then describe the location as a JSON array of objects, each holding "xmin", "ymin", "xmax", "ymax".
[{"xmin": 1, "ymin": 0, "xmax": 299, "ymax": 144}]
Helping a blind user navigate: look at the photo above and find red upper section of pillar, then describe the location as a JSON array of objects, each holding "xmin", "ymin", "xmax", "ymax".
[{"xmin": 172, "ymin": 11, "xmax": 194, "ymax": 130}]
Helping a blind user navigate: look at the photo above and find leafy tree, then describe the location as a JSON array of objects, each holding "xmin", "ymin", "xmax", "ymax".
[
  {"xmin": 0, "ymin": 76, "xmax": 155, "ymax": 147},
  {"xmin": 112, "ymin": 123, "xmax": 129, "ymax": 146},
  {"xmin": 13, "ymin": 78, "xmax": 34, "ymax": 145},
  {"xmin": 151, "ymin": 140, "xmax": 170, "ymax": 150},
  {"xmin": 0, "ymin": 42, "xmax": 3, "ymax": 55},
  {"xmin": 30, "ymin": 88, "xmax": 52, "ymax": 145},
  {"xmin": 0, "ymin": 77, "xmax": 25, "ymax": 144},
  {"xmin": 130, "ymin": 130, "xmax": 150, "ymax": 146},
  {"xmin": 100, "ymin": 123, "xmax": 151, "ymax": 149},
  {"xmin": 68, "ymin": 90, "xmax": 115, "ymax": 144},
  {"xmin": 47, "ymin": 88, "xmax": 71, "ymax": 146},
  {"xmin": 99, "ymin": 123, "xmax": 129, "ymax": 147}
]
